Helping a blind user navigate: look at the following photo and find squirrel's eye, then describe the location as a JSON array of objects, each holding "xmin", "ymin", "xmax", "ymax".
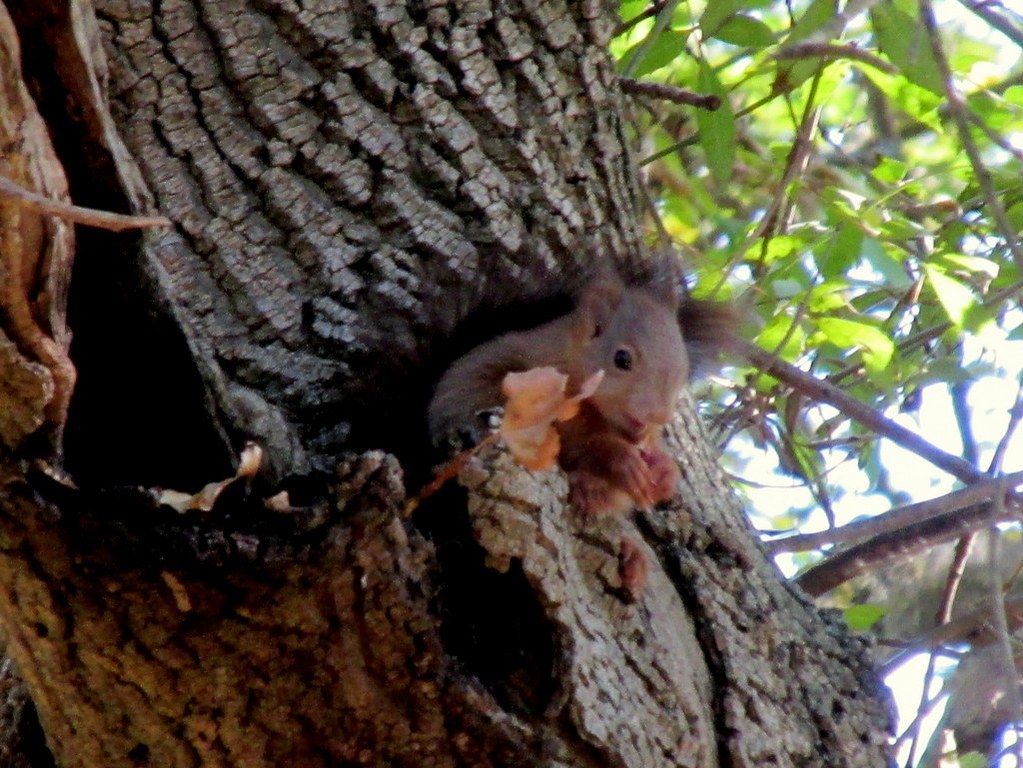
[{"xmin": 613, "ymin": 349, "xmax": 633, "ymax": 371}]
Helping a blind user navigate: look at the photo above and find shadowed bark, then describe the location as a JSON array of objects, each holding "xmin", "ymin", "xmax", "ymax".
[{"xmin": 0, "ymin": 1, "xmax": 893, "ymax": 766}]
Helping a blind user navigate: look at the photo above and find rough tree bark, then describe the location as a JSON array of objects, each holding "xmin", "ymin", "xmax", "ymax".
[{"xmin": 0, "ymin": 1, "xmax": 893, "ymax": 766}]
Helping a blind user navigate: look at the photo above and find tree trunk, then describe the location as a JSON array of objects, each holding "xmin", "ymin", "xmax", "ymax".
[{"xmin": 0, "ymin": 1, "xmax": 893, "ymax": 766}]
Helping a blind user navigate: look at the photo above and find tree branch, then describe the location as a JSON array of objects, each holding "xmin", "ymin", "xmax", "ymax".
[
  {"xmin": 740, "ymin": 339, "xmax": 986, "ymax": 483},
  {"xmin": 765, "ymin": 470, "xmax": 1023, "ymax": 554},
  {"xmin": 795, "ymin": 494, "xmax": 1021, "ymax": 596},
  {"xmin": 773, "ymin": 42, "xmax": 897, "ymax": 74},
  {"xmin": 620, "ymin": 78, "xmax": 721, "ymax": 110}
]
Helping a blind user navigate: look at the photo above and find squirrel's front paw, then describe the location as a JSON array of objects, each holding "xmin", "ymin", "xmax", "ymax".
[
  {"xmin": 568, "ymin": 470, "xmax": 633, "ymax": 517},
  {"xmin": 609, "ymin": 448, "xmax": 660, "ymax": 509},
  {"xmin": 639, "ymin": 445, "xmax": 680, "ymax": 503}
]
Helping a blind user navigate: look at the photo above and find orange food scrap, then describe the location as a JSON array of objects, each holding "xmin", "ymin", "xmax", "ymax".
[{"xmin": 500, "ymin": 367, "xmax": 603, "ymax": 471}]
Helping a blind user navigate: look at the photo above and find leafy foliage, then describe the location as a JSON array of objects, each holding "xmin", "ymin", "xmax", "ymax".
[{"xmin": 613, "ymin": 1, "xmax": 1023, "ymax": 764}]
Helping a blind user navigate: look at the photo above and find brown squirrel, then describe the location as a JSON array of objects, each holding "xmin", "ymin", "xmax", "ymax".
[{"xmin": 428, "ymin": 275, "xmax": 732, "ymax": 516}]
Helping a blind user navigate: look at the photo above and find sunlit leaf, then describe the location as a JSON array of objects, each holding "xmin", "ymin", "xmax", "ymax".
[
  {"xmin": 936, "ymin": 253, "xmax": 999, "ymax": 280},
  {"xmin": 870, "ymin": 5, "xmax": 944, "ymax": 96},
  {"xmin": 923, "ymin": 264, "xmax": 977, "ymax": 328},
  {"xmin": 787, "ymin": 0, "xmax": 836, "ymax": 42},
  {"xmin": 756, "ymin": 314, "xmax": 807, "ymax": 362},
  {"xmin": 814, "ymin": 317, "xmax": 895, "ymax": 374},
  {"xmin": 712, "ymin": 14, "xmax": 775, "ymax": 48},
  {"xmin": 859, "ymin": 68, "xmax": 942, "ymax": 130},
  {"xmin": 820, "ymin": 224, "xmax": 863, "ymax": 278},
  {"xmin": 700, "ymin": 0, "xmax": 746, "ymax": 36},
  {"xmin": 618, "ymin": 0, "xmax": 649, "ymax": 25},
  {"xmin": 871, "ymin": 157, "xmax": 907, "ymax": 184},
  {"xmin": 843, "ymin": 604, "xmax": 886, "ymax": 631},
  {"xmin": 626, "ymin": 29, "xmax": 691, "ymax": 77}
]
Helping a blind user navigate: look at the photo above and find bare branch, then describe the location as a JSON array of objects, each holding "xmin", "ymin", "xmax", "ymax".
[
  {"xmin": 882, "ymin": 595, "xmax": 1023, "ymax": 676},
  {"xmin": 740, "ymin": 339, "xmax": 986, "ymax": 483},
  {"xmin": 620, "ymin": 78, "xmax": 721, "ymax": 110},
  {"xmin": 766, "ymin": 470, "xmax": 1023, "ymax": 554},
  {"xmin": 0, "ymin": 175, "xmax": 171, "ymax": 232},
  {"xmin": 795, "ymin": 495, "xmax": 1021, "ymax": 596},
  {"xmin": 773, "ymin": 42, "xmax": 898, "ymax": 74}
]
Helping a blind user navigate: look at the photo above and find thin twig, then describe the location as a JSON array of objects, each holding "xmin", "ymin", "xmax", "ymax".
[
  {"xmin": 638, "ymin": 136, "xmax": 700, "ymax": 166},
  {"xmin": 795, "ymin": 496, "xmax": 1020, "ymax": 596},
  {"xmin": 0, "ymin": 175, "xmax": 171, "ymax": 232},
  {"xmin": 967, "ymin": 107, "xmax": 1023, "ymax": 165},
  {"xmin": 620, "ymin": 78, "xmax": 722, "ymax": 110},
  {"xmin": 615, "ymin": 0, "xmax": 670, "ymax": 37},
  {"xmin": 955, "ymin": 0, "xmax": 1023, "ymax": 50},
  {"xmin": 741, "ymin": 339, "xmax": 986, "ymax": 483},
  {"xmin": 773, "ymin": 42, "xmax": 898, "ymax": 74},
  {"xmin": 903, "ymin": 651, "xmax": 942, "ymax": 768},
  {"xmin": 881, "ymin": 594, "xmax": 1023, "ymax": 677},
  {"xmin": 989, "ymin": 377, "xmax": 1023, "ymax": 476},
  {"xmin": 919, "ymin": 0, "xmax": 1023, "ymax": 274},
  {"xmin": 403, "ymin": 432, "xmax": 500, "ymax": 516},
  {"xmin": 935, "ymin": 534, "xmax": 975, "ymax": 624},
  {"xmin": 754, "ymin": 66, "xmax": 824, "ymax": 244}
]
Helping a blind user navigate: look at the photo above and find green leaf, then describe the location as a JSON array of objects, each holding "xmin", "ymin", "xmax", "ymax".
[
  {"xmin": 627, "ymin": 29, "xmax": 691, "ymax": 78},
  {"xmin": 618, "ymin": 0, "xmax": 649, "ymax": 25},
  {"xmin": 807, "ymin": 283, "xmax": 851, "ymax": 313},
  {"xmin": 700, "ymin": 0, "xmax": 745, "ymax": 36},
  {"xmin": 712, "ymin": 14, "xmax": 775, "ymax": 48},
  {"xmin": 1007, "ymin": 200, "xmax": 1023, "ymax": 233},
  {"xmin": 936, "ymin": 253, "xmax": 999, "ymax": 280},
  {"xmin": 772, "ymin": 0, "xmax": 842, "ymax": 93},
  {"xmin": 870, "ymin": 5, "xmax": 944, "ymax": 96},
  {"xmin": 871, "ymin": 157, "xmax": 907, "ymax": 184},
  {"xmin": 1004, "ymin": 85, "xmax": 1023, "ymax": 108},
  {"xmin": 923, "ymin": 264, "xmax": 977, "ymax": 328},
  {"xmin": 756, "ymin": 314, "xmax": 806, "ymax": 362},
  {"xmin": 843, "ymin": 604, "xmax": 887, "ymax": 631},
  {"xmin": 860, "ymin": 68, "xmax": 943, "ymax": 130},
  {"xmin": 696, "ymin": 60, "xmax": 735, "ymax": 185},
  {"xmin": 820, "ymin": 224, "xmax": 864, "ymax": 278},
  {"xmin": 922, "ymin": 358, "xmax": 972, "ymax": 385},
  {"xmin": 787, "ymin": 0, "xmax": 836, "ymax": 43},
  {"xmin": 957, "ymin": 754, "xmax": 987, "ymax": 768},
  {"xmin": 814, "ymin": 317, "xmax": 895, "ymax": 374},
  {"xmin": 748, "ymin": 234, "xmax": 804, "ymax": 266}
]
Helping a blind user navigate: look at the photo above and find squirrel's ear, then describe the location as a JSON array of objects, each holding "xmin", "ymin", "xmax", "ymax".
[{"xmin": 576, "ymin": 277, "xmax": 624, "ymax": 338}]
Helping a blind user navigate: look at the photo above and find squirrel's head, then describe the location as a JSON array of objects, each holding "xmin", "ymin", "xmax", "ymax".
[{"xmin": 572, "ymin": 279, "xmax": 689, "ymax": 443}]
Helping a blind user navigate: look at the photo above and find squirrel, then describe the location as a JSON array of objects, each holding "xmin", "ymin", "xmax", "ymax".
[{"xmin": 427, "ymin": 274, "xmax": 735, "ymax": 516}]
